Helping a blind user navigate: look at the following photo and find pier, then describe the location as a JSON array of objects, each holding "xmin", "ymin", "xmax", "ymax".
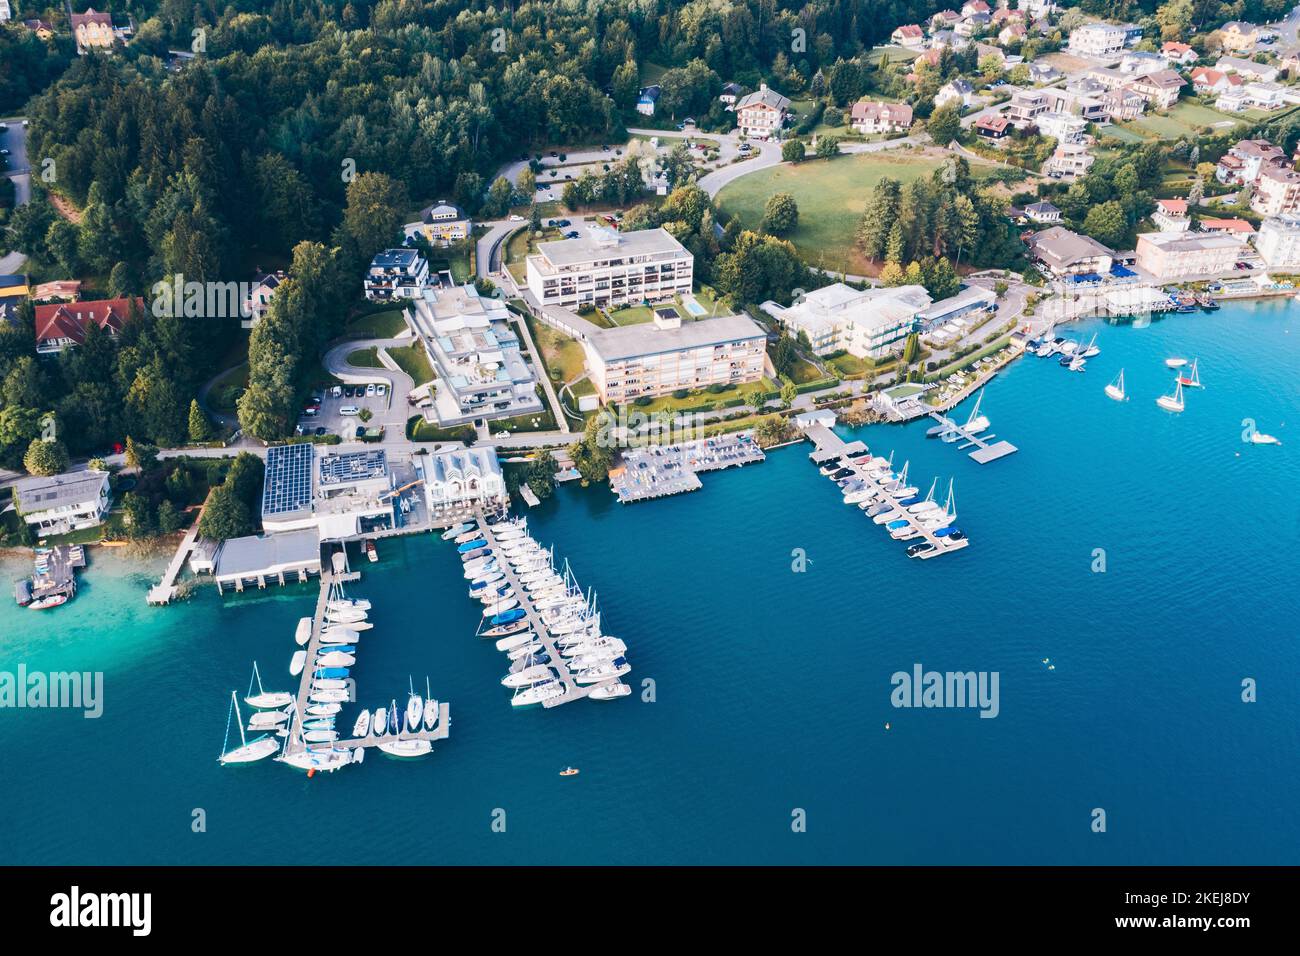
[
  {"xmin": 282, "ymin": 554, "xmax": 450, "ymax": 757},
  {"xmin": 471, "ymin": 512, "xmax": 622, "ymax": 706},
  {"xmin": 803, "ymin": 425, "xmax": 970, "ymax": 559},
  {"xmin": 15, "ymin": 545, "xmax": 87, "ymax": 606},
  {"xmin": 925, "ymin": 412, "xmax": 1018, "ymax": 464},
  {"xmin": 609, "ymin": 432, "xmax": 765, "ymax": 504}
]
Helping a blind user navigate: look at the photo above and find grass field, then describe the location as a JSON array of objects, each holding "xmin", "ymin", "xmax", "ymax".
[
  {"xmin": 346, "ymin": 347, "xmax": 384, "ymax": 368},
  {"xmin": 524, "ymin": 314, "xmax": 588, "ymax": 383},
  {"xmin": 387, "ymin": 344, "xmax": 435, "ymax": 384},
  {"xmin": 1116, "ymin": 102, "xmax": 1247, "ymax": 141},
  {"xmin": 345, "ymin": 308, "xmax": 407, "ymax": 339},
  {"xmin": 716, "ymin": 152, "xmax": 965, "ymax": 275}
]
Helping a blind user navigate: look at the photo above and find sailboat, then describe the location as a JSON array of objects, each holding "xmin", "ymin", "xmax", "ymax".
[
  {"xmin": 1177, "ymin": 358, "xmax": 1202, "ymax": 388},
  {"xmin": 219, "ymin": 692, "xmax": 281, "ymax": 765},
  {"xmin": 962, "ymin": 390, "xmax": 989, "ymax": 433},
  {"xmin": 1156, "ymin": 377, "xmax": 1185, "ymax": 413},
  {"xmin": 373, "ymin": 706, "xmax": 388, "ymax": 736},
  {"xmin": 423, "ymin": 677, "xmax": 439, "ymax": 731},
  {"xmin": 1105, "ymin": 369, "xmax": 1127, "ymax": 402},
  {"xmin": 243, "ymin": 662, "xmax": 293, "ymax": 709},
  {"xmin": 405, "ymin": 679, "xmax": 423, "ymax": 734}
]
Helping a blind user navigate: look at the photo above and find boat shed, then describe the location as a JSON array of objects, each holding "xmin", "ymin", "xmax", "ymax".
[{"xmin": 214, "ymin": 529, "xmax": 322, "ymax": 594}]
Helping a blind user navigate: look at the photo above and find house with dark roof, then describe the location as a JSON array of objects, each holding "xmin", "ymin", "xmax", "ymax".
[
  {"xmin": 242, "ymin": 270, "xmax": 286, "ymax": 329},
  {"xmin": 636, "ymin": 85, "xmax": 661, "ymax": 116},
  {"xmin": 70, "ymin": 7, "xmax": 115, "ymax": 54},
  {"xmin": 850, "ymin": 100, "xmax": 913, "ymax": 134},
  {"xmin": 35, "ymin": 297, "xmax": 141, "ymax": 354}
]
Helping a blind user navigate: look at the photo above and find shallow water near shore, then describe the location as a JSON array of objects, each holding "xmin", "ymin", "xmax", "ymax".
[{"xmin": 1, "ymin": 298, "xmax": 1297, "ymax": 865}]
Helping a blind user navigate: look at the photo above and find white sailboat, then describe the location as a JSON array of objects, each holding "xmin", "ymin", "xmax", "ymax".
[
  {"xmin": 424, "ymin": 678, "xmax": 439, "ymax": 731},
  {"xmin": 1156, "ymin": 377, "xmax": 1185, "ymax": 413},
  {"xmin": 1177, "ymin": 358, "xmax": 1202, "ymax": 388},
  {"xmin": 1104, "ymin": 369, "xmax": 1127, "ymax": 402},
  {"xmin": 248, "ymin": 707, "xmax": 290, "ymax": 731},
  {"xmin": 219, "ymin": 692, "xmax": 281, "ymax": 765},
  {"xmin": 377, "ymin": 737, "xmax": 433, "ymax": 758},
  {"xmin": 243, "ymin": 662, "xmax": 293, "ymax": 709},
  {"xmin": 962, "ymin": 390, "xmax": 990, "ymax": 434}
]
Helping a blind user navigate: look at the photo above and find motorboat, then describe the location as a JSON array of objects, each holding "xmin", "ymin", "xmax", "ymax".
[
  {"xmin": 477, "ymin": 585, "xmax": 514, "ymax": 605},
  {"xmin": 320, "ymin": 629, "xmax": 360, "ymax": 645},
  {"xmin": 457, "ymin": 538, "xmax": 488, "ymax": 553},
  {"xmin": 589, "ymin": 682, "xmax": 631, "ymax": 701},
  {"xmin": 303, "ymin": 730, "xmax": 338, "ymax": 743},
  {"xmin": 302, "ymin": 717, "xmax": 335, "ymax": 732},
  {"xmin": 459, "ymin": 546, "xmax": 490, "ymax": 562},
  {"xmin": 441, "ymin": 522, "xmax": 476, "ymax": 540},
  {"xmin": 325, "ymin": 607, "xmax": 367, "ymax": 624},
  {"xmin": 1067, "ymin": 355, "xmax": 1086, "ymax": 372},
  {"xmin": 1164, "ymin": 357, "xmax": 1187, "ymax": 368},
  {"xmin": 290, "ymin": 651, "xmax": 306, "ymax": 676},
  {"xmin": 1250, "ymin": 432, "xmax": 1281, "ymax": 445},
  {"xmin": 886, "ymin": 519, "xmax": 911, "ymax": 531},
  {"xmin": 906, "ymin": 542, "xmax": 937, "ymax": 559},
  {"xmin": 873, "ymin": 510, "xmax": 904, "ymax": 525},
  {"xmin": 373, "ymin": 706, "xmax": 388, "ymax": 736},
  {"xmin": 309, "ymin": 689, "xmax": 349, "ymax": 703},
  {"xmin": 1156, "ymin": 378, "xmax": 1185, "ymax": 413},
  {"xmin": 311, "ymin": 677, "xmax": 349, "ymax": 689},
  {"xmin": 507, "ymin": 641, "xmax": 546, "ymax": 661},
  {"xmin": 328, "ymin": 598, "xmax": 371, "ymax": 613},
  {"xmin": 496, "ymin": 632, "xmax": 537, "ymax": 652},
  {"xmin": 295, "ymin": 617, "xmax": 312, "ymax": 646},
  {"xmin": 377, "ymin": 738, "xmax": 433, "ymax": 758},
  {"xmin": 353, "ymin": 709, "xmax": 372, "ymax": 737},
  {"xmin": 324, "ymin": 619, "xmax": 372, "ymax": 632},
  {"xmin": 454, "ymin": 530, "xmax": 483, "ymax": 545},
  {"xmin": 316, "ymin": 651, "xmax": 355, "ymax": 668},
  {"xmin": 248, "ymin": 708, "xmax": 290, "ymax": 731},
  {"xmin": 890, "ymin": 526, "xmax": 920, "ymax": 540},
  {"xmin": 482, "ymin": 598, "xmax": 520, "ymax": 616},
  {"xmin": 1105, "ymin": 369, "xmax": 1126, "ymax": 402},
  {"xmin": 572, "ymin": 658, "xmax": 631, "ymax": 685},
  {"xmin": 306, "ymin": 703, "xmax": 341, "ymax": 717},
  {"xmin": 278, "ymin": 748, "xmax": 354, "ymax": 773},
  {"xmin": 1058, "ymin": 339, "xmax": 1078, "ymax": 356},
  {"xmin": 490, "ymin": 608, "xmax": 527, "ymax": 626},
  {"xmin": 866, "ymin": 503, "xmax": 893, "ymax": 517},
  {"xmin": 28, "ymin": 593, "xmax": 68, "ymax": 610}
]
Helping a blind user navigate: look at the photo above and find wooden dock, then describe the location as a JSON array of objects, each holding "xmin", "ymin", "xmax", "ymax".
[
  {"xmin": 803, "ymin": 427, "xmax": 970, "ymax": 560},
  {"xmin": 147, "ymin": 492, "xmax": 212, "ymax": 605},
  {"xmin": 926, "ymin": 412, "xmax": 1018, "ymax": 464},
  {"xmin": 472, "ymin": 513, "xmax": 620, "ymax": 707},
  {"xmin": 283, "ymin": 557, "xmax": 450, "ymax": 756}
]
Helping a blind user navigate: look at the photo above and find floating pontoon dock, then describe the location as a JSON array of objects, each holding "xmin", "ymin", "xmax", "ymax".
[
  {"xmin": 803, "ymin": 425, "xmax": 970, "ymax": 560},
  {"xmin": 925, "ymin": 412, "xmax": 1018, "ymax": 464},
  {"xmin": 610, "ymin": 432, "xmax": 765, "ymax": 504}
]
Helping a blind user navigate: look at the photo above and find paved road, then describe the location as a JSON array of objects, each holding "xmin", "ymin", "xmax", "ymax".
[{"xmin": 1, "ymin": 117, "xmax": 31, "ymax": 274}]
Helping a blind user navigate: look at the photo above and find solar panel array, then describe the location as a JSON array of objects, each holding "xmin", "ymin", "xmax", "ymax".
[{"xmin": 262, "ymin": 443, "xmax": 314, "ymax": 516}]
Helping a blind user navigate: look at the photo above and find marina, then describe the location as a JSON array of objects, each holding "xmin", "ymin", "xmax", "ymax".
[
  {"xmin": 12, "ymin": 545, "xmax": 86, "ymax": 609},
  {"xmin": 802, "ymin": 424, "xmax": 970, "ymax": 560},
  {"xmin": 609, "ymin": 432, "xmax": 765, "ymax": 504},
  {"xmin": 460, "ymin": 512, "xmax": 631, "ymax": 707},
  {"xmin": 923, "ymin": 391, "xmax": 1018, "ymax": 465}
]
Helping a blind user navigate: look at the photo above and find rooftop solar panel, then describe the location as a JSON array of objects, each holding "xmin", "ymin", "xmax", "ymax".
[{"xmin": 262, "ymin": 443, "xmax": 314, "ymax": 516}]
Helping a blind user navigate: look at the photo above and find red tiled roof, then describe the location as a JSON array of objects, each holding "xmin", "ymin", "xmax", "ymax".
[
  {"xmin": 34, "ymin": 297, "xmax": 141, "ymax": 347},
  {"xmin": 1200, "ymin": 218, "xmax": 1256, "ymax": 234}
]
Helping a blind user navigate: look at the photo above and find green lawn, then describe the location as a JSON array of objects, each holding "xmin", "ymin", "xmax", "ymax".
[
  {"xmin": 491, "ymin": 391, "xmax": 558, "ymax": 433},
  {"xmin": 346, "ymin": 308, "xmax": 408, "ymax": 339},
  {"xmin": 406, "ymin": 416, "xmax": 475, "ymax": 444},
  {"xmin": 827, "ymin": 352, "xmax": 873, "ymax": 379},
  {"xmin": 387, "ymin": 344, "xmax": 435, "ymax": 384},
  {"xmin": 717, "ymin": 153, "xmax": 974, "ymax": 276},
  {"xmin": 622, "ymin": 377, "xmax": 779, "ymax": 416},
  {"xmin": 207, "ymin": 363, "xmax": 248, "ymax": 415},
  {"xmin": 786, "ymin": 355, "xmax": 824, "ymax": 385},
  {"xmin": 524, "ymin": 314, "xmax": 588, "ymax": 383},
  {"xmin": 1117, "ymin": 102, "xmax": 1246, "ymax": 141},
  {"xmin": 346, "ymin": 347, "xmax": 385, "ymax": 369}
]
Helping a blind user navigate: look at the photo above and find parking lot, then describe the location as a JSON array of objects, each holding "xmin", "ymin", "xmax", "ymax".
[{"xmin": 296, "ymin": 381, "xmax": 393, "ymax": 441}]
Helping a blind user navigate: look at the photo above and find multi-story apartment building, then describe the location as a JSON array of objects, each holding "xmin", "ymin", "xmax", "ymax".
[
  {"xmin": 1253, "ymin": 215, "xmax": 1300, "ymax": 269},
  {"xmin": 1006, "ymin": 90, "xmax": 1049, "ymax": 127},
  {"xmin": 849, "ymin": 101, "xmax": 913, "ymax": 134},
  {"xmin": 732, "ymin": 84, "xmax": 790, "ymax": 139},
  {"xmin": 363, "ymin": 248, "xmax": 430, "ymax": 301},
  {"xmin": 1215, "ymin": 138, "xmax": 1288, "ymax": 185},
  {"xmin": 526, "ymin": 227, "xmax": 692, "ymax": 310},
  {"xmin": 1067, "ymin": 22, "xmax": 1127, "ymax": 58},
  {"xmin": 581, "ymin": 310, "xmax": 767, "ymax": 404},
  {"xmin": 1135, "ymin": 232, "xmax": 1243, "ymax": 281},
  {"xmin": 1045, "ymin": 142, "xmax": 1095, "ymax": 179},
  {"xmin": 1252, "ymin": 164, "xmax": 1300, "ymax": 217},
  {"xmin": 71, "ymin": 7, "xmax": 115, "ymax": 54}
]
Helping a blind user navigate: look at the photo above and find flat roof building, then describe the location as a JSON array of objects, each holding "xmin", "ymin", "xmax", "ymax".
[
  {"xmin": 1253, "ymin": 215, "xmax": 1300, "ymax": 270},
  {"xmin": 526, "ymin": 227, "xmax": 693, "ymax": 311},
  {"xmin": 364, "ymin": 248, "xmax": 430, "ymax": 301},
  {"xmin": 763, "ymin": 283, "xmax": 931, "ymax": 359},
  {"xmin": 261, "ymin": 443, "xmax": 397, "ymax": 540},
  {"xmin": 1135, "ymin": 232, "xmax": 1243, "ymax": 282},
  {"xmin": 13, "ymin": 470, "xmax": 112, "ymax": 535}
]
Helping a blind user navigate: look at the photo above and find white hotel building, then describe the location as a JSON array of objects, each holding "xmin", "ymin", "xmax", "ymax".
[{"xmin": 525, "ymin": 227, "xmax": 692, "ymax": 310}]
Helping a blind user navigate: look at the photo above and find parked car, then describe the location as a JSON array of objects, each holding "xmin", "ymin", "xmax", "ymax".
[
  {"xmin": 564, "ymin": 231, "xmax": 579, "ymax": 239},
  {"xmin": 366, "ymin": 383, "xmax": 376, "ymax": 396},
  {"xmin": 339, "ymin": 405, "xmax": 361, "ymax": 416},
  {"xmin": 330, "ymin": 385, "xmax": 342, "ymax": 398},
  {"xmin": 376, "ymin": 383, "xmax": 387, "ymax": 397},
  {"xmin": 508, "ymin": 214, "xmax": 524, "ymax": 222},
  {"xmin": 738, "ymin": 143, "xmax": 752, "ymax": 153},
  {"xmin": 302, "ymin": 407, "xmax": 318, "ymax": 417},
  {"xmin": 314, "ymin": 426, "xmax": 327, "ymax": 437}
]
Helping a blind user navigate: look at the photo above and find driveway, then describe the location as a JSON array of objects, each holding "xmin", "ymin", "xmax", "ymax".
[
  {"xmin": 1, "ymin": 117, "xmax": 31, "ymax": 274},
  {"xmin": 320, "ymin": 337, "xmax": 415, "ymax": 438}
]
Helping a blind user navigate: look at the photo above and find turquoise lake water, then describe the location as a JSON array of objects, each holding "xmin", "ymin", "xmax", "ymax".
[{"xmin": 2, "ymin": 299, "xmax": 1298, "ymax": 865}]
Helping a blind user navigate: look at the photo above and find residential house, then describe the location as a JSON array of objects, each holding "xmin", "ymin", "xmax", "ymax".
[
  {"xmin": 34, "ymin": 297, "xmax": 141, "ymax": 353},
  {"xmin": 1280, "ymin": 49, "xmax": 1300, "ymax": 77},
  {"xmin": 71, "ymin": 7, "xmax": 114, "ymax": 54},
  {"xmin": 849, "ymin": 100, "xmax": 914, "ymax": 134},
  {"xmin": 1119, "ymin": 51, "xmax": 1167, "ymax": 75},
  {"xmin": 13, "ymin": 470, "xmax": 113, "ymax": 535},
  {"xmin": 1189, "ymin": 67, "xmax": 1240, "ymax": 96},
  {"xmin": 762, "ymin": 283, "xmax": 932, "ymax": 359},
  {"xmin": 974, "ymin": 114, "xmax": 1011, "ymax": 138},
  {"xmin": 975, "ymin": 42, "xmax": 1005, "ymax": 67},
  {"xmin": 1045, "ymin": 141, "xmax": 1096, "ymax": 179},
  {"xmin": 998, "ymin": 23, "xmax": 1026, "ymax": 46},
  {"xmin": 961, "ymin": 0, "xmax": 990, "ymax": 15},
  {"xmin": 1082, "ymin": 66, "xmax": 1131, "ymax": 90},
  {"xmin": 1036, "ymin": 111, "xmax": 1087, "ymax": 144},
  {"xmin": 935, "ymin": 79, "xmax": 975, "ymax": 110},
  {"xmin": 423, "ymin": 446, "xmax": 506, "ymax": 514},
  {"xmin": 1218, "ymin": 21, "xmax": 1261, "ymax": 54},
  {"xmin": 992, "ymin": 8, "xmax": 1026, "ymax": 25},
  {"xmin": 930, "ymin": 10, "xmax": 962, "ymax": 30},
  {"xmin": 636, "ymin": 85, "xmax": 661, "ymax": 116},
  {"xmin": 1252, "ymin": 215, "xmax": 1300, "ymax": 269},
  {"xmin": 957, "ymin": 12, "xmax": 991, "ymax": 39},
  {"xmin": 1027, "ymin": 226, "xmax": 1115, "ymax": 277},
  {"xmin": 525, "ymin": 227, "xmax": 692, "ymax": 310},
  {"xmin": 363, "ymin": 248, "xmax": 430, "ymax": 301},
  {"xmin": 1128, "ymin": 70, "xmax": 1186, "ymax": 110},
  {"xmin": 241, "ymin": 270, "xmax": 286, "ymax": 329},
  {"xmin": 0, "ymin": 273, "xmax": 27, "ymax": 326},
  {"xmin": 1068, "ymin": 23, "xmax": 1127, "ymax": 58},
  {"xmin": 719, "ymin": 82, "xmax": 744, "ymax": 105},
  {"xmin": 23, "ymin": 19, "xmax": 56, "ymax": 39},
  {"xmin": 1028, "ymin": 61, "xmax": 1062, "ymax": 84},
  {"xmin": 1118, "ymin": 22, "xmax": 1145, "ymax": 48},
  {"xmin": 1135, "ymin": 232, "xmax": 1242, "ymax": 281},
  {"xmin": 1024, "ymin": 201, "xmax": 1062, "ymax": 224},
  {"xmin": 1100, "ymin": 87, "xmax": 1146, "ymax": 122},
  {"xmin": 733, "ymin": 84, "xmax": 790, "ymax": 139},
  {"xmin": 404, "ymin": 200, "xmax": 471, "ymax": 246},
  {"xmin": 581, "ymin": 311, "xmax": 767, "ymax": 403},
  {"xmin": 1215, "ymin": 139, "xmax": 1288, "ymax": 185},
  {"xmin": 1006, "ymin": 89, "xmax": 1049, "ymax": 127},
  {"xmin": 1151, "ymin": 199, "xmax": 1190, "ymax": 232},
  {"xmin": 1160, "ymin": 42, "xmax": 1197, "ymax": 66},
  {"xmin": 31, "ymin": 280, "xmax": 82, "ymax": 302},
  {"xmin": 1199, "ymin": 218, "xmax": 1256, "ymax": 237},
  {"xmin": 1215, "ymin": 56, "xmax": 1279, "ymax": 83},
  {"xmin": 929, "ymin": 29, "xmax": 968, "ymax": 50},
  {"xmin": 1241, "ymin": 82, "xmax": 1286, "ymax": 111},
  {"xmin": 891, "ymin": 24, "xmax": 926, "ymax": 49},
  {"xmin": 1252, "ymin": 164, "xmax": 1300, "ymax": 216}
]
